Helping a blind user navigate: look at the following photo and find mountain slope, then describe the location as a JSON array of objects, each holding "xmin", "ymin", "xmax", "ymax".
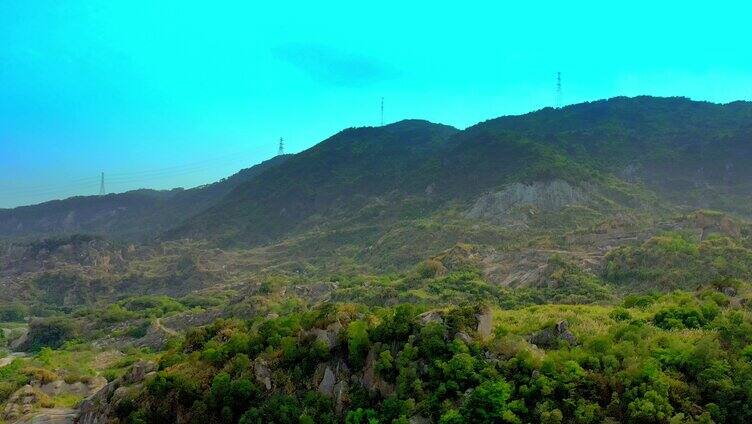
[
  {"xmin": 469, "ymin": 96, "xmax": 752, "ymax": 212},
  {"xmin": 4, "ymin": 96, "xmax": 752, "ymax": 249},
  {"xmin": 169, "ymin": 120, "xmax": 460, "ymax": 244},
  {"xmin": 0, "ymin": 155, "xmax": 289, "ymax": 241},
  {"xmin": 176, "ymin": 97, "xmax": 741, "ymax": 246}
]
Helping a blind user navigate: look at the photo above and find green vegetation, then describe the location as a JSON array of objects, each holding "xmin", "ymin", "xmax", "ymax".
[
  {"xmin": 109, "ymin": 290, "xmax": 752, "ymax": 423},
  {"xmin": 605, "ymin": 231, "xmax": 752, "ymax": 291},
  {"xmin": 3, "ymin": 97, "xmax": 752, "ymax": 422}
]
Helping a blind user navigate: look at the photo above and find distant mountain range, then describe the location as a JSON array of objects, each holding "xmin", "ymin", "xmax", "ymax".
[
  {"xmin": 3, "ymin": 96, "xmax": 752, "ymax": 246},
  {"xmin": 0, "ymin": 155, "xmax": 289, "ymax": 241}
]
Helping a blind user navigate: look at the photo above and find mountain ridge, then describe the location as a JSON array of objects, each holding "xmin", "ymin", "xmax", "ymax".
[{"xmin": 3, "ymin": 96, "xmax": 752, "ymax": 246}]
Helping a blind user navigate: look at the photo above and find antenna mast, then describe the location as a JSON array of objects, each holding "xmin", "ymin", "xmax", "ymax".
[
  {"xmin": 278, "ymin": 137, "xmax": 285, "ymax": 156},
  {"xmin": 556, "ymin": 71, "xmax": 562, "ymax": 108},
  {"xmin": 99, "ymin": 172, "xmax": 105, "ymax": 196}
]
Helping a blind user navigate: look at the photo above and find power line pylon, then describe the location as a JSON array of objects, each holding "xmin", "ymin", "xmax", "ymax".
[
  {"xmin": 556, "ymin": 72, "xmax": 562, "ymax": 108},
  {"xmin": 278, "ymin": 137, "xmax": 285, "ymax": 156},
  {"xmin": 380, "ymin": 97, "xmax": 384, "ymax": 126},
  {"xmin": 99, "ymin": 172, "xmax": 105, "ymax": 196}
]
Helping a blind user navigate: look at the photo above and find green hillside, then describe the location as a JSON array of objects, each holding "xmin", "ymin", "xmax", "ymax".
[{"xmin": 4, "ymin": 96, "xmax": 752, "ymax": 423}]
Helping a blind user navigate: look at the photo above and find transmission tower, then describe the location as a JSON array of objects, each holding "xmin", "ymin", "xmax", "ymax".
[
  {"xmin": 556, "ymin": 71, "xmax": 562, "ymax": 108},
  {"xmin": 278, "ymin": 137, "xmax": 285, "ymax": 156},
  {"xmin": 99, "ymin": 172, "xmax": 105, "ymax": 196},
  {"xmin": 380, "ymin": 97, "xmax": 384, "ymax": 126}
]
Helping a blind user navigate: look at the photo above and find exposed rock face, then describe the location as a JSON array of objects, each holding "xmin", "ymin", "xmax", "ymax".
[
  {"xmin": 529, "ymin": 321, "xmax": 578, "ymax": 348},
  {"xmin": 3, "ymin": 385, "xmax": 45, "ymax": 421},
  {"xmin": 40, "ymin": 377, "xmax": 107, "ymax": 398},
  {"xmin": 416, "ymin": 310, "xmax": 443, "ymax": 325},
  {"xmin": 466, "ymin": 180, "xmax": 589, "ymax": 226},
  {"xmin": 318, "ymin": 366, "xmax": 336, "ymax": 396},
  {"xmin": 303, "ymin": 321, "xmax": 342, "ymax": 350},
  {"xmin": 723, "ymin": 287, "xmax": 737, "ymax": 297},
  {"xmin": 409, "ymin": 415, "xmax": 431, "ymax": 424},
  {"xmin": 9, "ymin": 328, "xmax": 29, "ymax": 351},
  {"xmin": 332, "ymin": 380, "xmax": 348, "ymax": 415},
  {"xmin": 134, "ymin": 322, "xmax": 173, "ymax": 351},
  {"xmin": 4, "ymin": 376, "xmax": 107, "ymax": 423},
  {"xmin": 254, "ymin": 357, "xmax": 272, "ymax": 390},
  {"xmin": 14, "ymin": 408, "xmax": 77, "ymax": 424},
  {"xmin": 161, "ymin": 309, "xmax": 226, "ymax": 332},
  {"xmin": 455, "ymin": 332, "xmax": 473, "ymax": 344},
  {"xmin": 476, "ymin": 307, "xmax": 494, "ymax": 339},
  {"xmin": 290, "ymin": 282, "xmax": 339, "ymax": 303},
  {"xmin": 360, "ymin": 345, "xmax": 395, "ymax": 397},
  {"xmin": 312, "ymin": 361, "xmax": 351, "ymax": 415},
  {"xmin": 76, "ymin": 361, "xmax": 157, "ymax": 424}
]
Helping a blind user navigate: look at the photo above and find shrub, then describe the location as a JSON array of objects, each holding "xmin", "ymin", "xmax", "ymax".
[
  {"xmin": 25, "ymin": 317, "xmax": 79, "ymax": 351},
  {"xmin": 0, "ymin": 303, "xmax": 28, "ymax": 322}
]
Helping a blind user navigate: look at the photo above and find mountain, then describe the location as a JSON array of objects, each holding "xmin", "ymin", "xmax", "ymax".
[
  {"xmin": 0, "ymin": 154, "xmax": 289, "ymax": 241},
  {"xmin": 6, "ymin": 96, "xmax": 752, "ymax": 424},
  {"xmin": 470, "ymin": 96, "xmax": 752, "ymax": 211},
  {"xmin": 3, "ymin": 96, "xmax": 752, "ymax": 263},
  {"xmin": 171, "ymin": 97, "xmax": 752, "ymax": 249},
  {"xmin": 168, "ymin": 120, "xmax": 461, "ymax": 244}
]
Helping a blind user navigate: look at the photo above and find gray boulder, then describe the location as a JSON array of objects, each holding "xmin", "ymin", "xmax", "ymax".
[
  {"xmin": 476, "ymin": 307, "xmax": 494, "ymax": 339},
  {"xmin": 318, "ymin": 366, "xmax": 336, "ymax": 396},
  {"xmin": 529, "ymin": 321, "xmax": 577, "ymax": 348},
  {"xmin": 254, "ymin": 357, "xmax": 272, "ymax": 390}
]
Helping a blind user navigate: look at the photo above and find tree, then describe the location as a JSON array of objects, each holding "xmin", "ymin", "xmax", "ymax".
[{"xmin": 461, "ymin": 379, "xmax": 519, "ymax": 423}]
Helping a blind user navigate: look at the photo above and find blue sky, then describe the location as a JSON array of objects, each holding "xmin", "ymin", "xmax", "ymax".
[{"xmin": 1, "ymin": 1, "xmax": 751, "ymax": 208}]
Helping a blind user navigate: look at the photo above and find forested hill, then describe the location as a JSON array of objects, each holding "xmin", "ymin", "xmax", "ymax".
[
  {"xmin": 2, "ymin": 96, "xmax": 752, "ymax": 245},
  {"xmin": 170, "ymin": 96, "xmax": 752, "ymax": 245}
]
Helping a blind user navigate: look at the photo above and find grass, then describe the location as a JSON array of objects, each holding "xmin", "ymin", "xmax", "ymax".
[
  {"xmin": 493, "ymin": 304, "xmax": 618, "ymax": 337},
  {"xmin": 53, "ymin": 393, "xmax": 84, "ymax": 408}
]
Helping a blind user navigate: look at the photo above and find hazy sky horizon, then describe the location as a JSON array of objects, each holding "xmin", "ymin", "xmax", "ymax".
[{"xmin": 2, "ymin": 1, "xmax": 751, "ymax": 208}]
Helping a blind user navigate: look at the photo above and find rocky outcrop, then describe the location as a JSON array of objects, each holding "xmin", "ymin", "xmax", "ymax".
[
  {"xmin": 302, "ymin": 321, "xmax": 342, "ymax": 350},
  {"xmin": 360, "ymin": 346, "xmax": 395, "ymax": 398},
  {"xmin": 466, "ymin": 180, "xmax": 590, "ymax": 226},
  {"xmin": 332, "ymin": 381, "xmax": 349, "ymax": 415},
  {"xmin": 9, "ymin": 328, "xmax": 29, "ymax": 351},
  {"xmin": 161, "ymin": 309, "xmax": 227, "ymax": 332},
  {"xmin": 416, "ymin": 310, "xmax": 443, "ymax": 325},
  {"xmin": 40, "ymin": 377, "xmax": 107, "ymax": 398},
  {"xmin": 76, "ymin": 361, "xmax": 157, "ymax": 424},
  {"xmin": 318, "ymin": 366, "xmax": 336, "ymax": 396},
  {"xmin": 253, "ymin": 357, "xmax": 272, "ymax": 390},
  {"xmin": 3, "ymin": 385, "xmax": 51, "ymax": 421},
  {"xmin": 476, "ymin": 307, "xmax": 494, "ymax": 339},
  {"xmin": 134, "ymin": 321, "xmax": 173, "ymax": 351},
  {"xmin": 313, "ymin": 361, "xmax": 351, "ymax": 415},
  {"xmin": 4, "ymin": 376, "xmax": 107, "ymax": 423},
  {"xmin": 14, "ymin": 408, "xmax": 78, "ymax": 424},
  {"xmin": 529, "ymin": 321, "xmax": 577, "ymax": 348}
]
